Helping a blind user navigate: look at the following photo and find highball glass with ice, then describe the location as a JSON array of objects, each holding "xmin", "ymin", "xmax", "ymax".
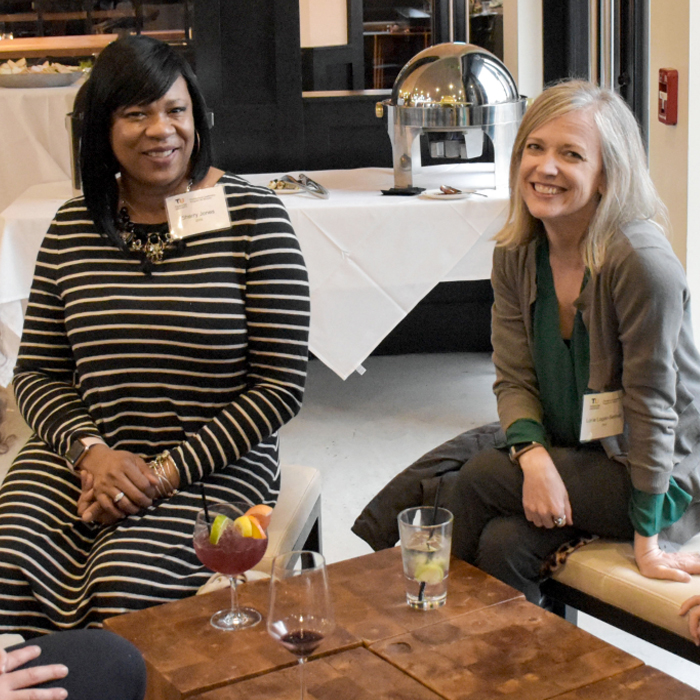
[{"xmin": 398, "ymin": 506, "xmax": 453, "ymax": 610}]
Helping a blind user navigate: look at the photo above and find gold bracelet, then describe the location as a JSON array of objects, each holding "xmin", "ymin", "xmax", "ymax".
[
  {"xmin": 155, "ymin": 453, "xmax": 176, "ymax": 497},
  {"xmin": 149, "ymin": 450, "xmax": 177, "ymax": 498}
]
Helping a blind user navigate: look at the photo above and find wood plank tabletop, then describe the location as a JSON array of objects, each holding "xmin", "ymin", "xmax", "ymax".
[
  {"xmin": 369, "ymin": 597, "xmax": 644, "ymax": 700},
  {"xmin": 188, "ymin": 646, "xmax": 445, "ymax": 700},
  {"xmin": 104, "ymin": 547, "xmax": 523, "ymax": 700},
  {"xmin": 327, "ymin": 547, "xmax": 524, "ymax": 643},
  {"xmin": 105, "ymin": 546, "xmax": 700, "ymax": 700},
  {"xmin": 557, "ymin": 666, "xmax": 700, "ymax": 700},
  {"xmin": 554, "ymin": 665, "xmax": 700, "ymax": 700},
  {"xmin": 104, "ymin": 584, "xmax": 358, "ymax": 700}
]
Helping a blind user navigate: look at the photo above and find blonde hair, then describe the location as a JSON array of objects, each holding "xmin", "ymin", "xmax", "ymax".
[{"xmin": 495, "ymin": 80, "xmax": 667, "ymax": 271}]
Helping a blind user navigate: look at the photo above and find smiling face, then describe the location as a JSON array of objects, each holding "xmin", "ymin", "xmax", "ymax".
[
  {"xmin": 110, "ymin": 74, "xmax": 195, "ymax": 195},
  {"xmin": 518, "ymin": 109, "xmax": 605, "ymax": 240}
]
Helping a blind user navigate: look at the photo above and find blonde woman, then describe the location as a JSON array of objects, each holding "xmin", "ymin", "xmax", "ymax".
[{"xmin": 445, "ymin": 80, "xmax": 700, "ymax": 603}]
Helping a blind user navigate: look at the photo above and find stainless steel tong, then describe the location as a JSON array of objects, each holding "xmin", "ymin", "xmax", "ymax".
[{"xmin": 280, "ymin": 173, "xmax": 329, "ymax": 199}]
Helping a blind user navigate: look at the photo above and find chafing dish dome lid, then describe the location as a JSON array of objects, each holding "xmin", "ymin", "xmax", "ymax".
[{"xmin": 391, "ymin": 42, "xmax": 519, "ymax": 108}]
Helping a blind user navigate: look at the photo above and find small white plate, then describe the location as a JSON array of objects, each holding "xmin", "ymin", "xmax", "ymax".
[{"xmin": 421, "ymin": 189, "xmax": 475, "ymax": 200}]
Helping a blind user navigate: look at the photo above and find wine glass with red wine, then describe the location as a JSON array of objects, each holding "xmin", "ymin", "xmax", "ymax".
[{"xmin": 267, "ymin": 551, "xmax": 334, "ymax": 699}]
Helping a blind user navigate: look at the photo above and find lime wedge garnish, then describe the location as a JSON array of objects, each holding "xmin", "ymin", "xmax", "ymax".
[
  {"xmin": 414, "ymin": 562, "xmax": 444, "ymax": 585},
  {"xmin": 209, "ymin": 514, "xmax": 232, "ymax": 544}
]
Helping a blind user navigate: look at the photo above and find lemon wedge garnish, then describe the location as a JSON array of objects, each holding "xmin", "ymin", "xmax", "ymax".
[
  {"xmin": 233, "ymin": 515, "xmax": 254, "ymax": 538},
  {"xmin": 232, "ymin": 514, "xmax": 267, "ymax": 539}
]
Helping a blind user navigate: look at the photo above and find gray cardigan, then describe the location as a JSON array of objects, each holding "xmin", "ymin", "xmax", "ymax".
[{"xmin": 492, "ymin": 220, "xmax": 700, "ymax": 545}]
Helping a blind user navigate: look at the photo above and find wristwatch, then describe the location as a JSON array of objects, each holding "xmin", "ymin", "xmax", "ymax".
[
  {"xmin": 66, "ymin": 436, "xmax": 104, "ymax": 469},
  {"xmin": 509, "ymin": 441, "xmax": 543, "ymax": 465}
]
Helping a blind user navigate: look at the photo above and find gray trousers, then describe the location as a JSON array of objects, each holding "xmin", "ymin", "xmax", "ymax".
[
  {"xmin": 8, "ymin": 630, "xmax": 146, "ymax": 700},
  {"xmin": 444, "ymin": 445, "xmax": 634, "ymax": 603}
]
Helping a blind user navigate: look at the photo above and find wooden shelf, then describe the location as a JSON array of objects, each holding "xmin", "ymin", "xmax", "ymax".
[
  {"xmin": 0, "ymin": 10, "xmax": 132, "ymax": 23},
  {"xmin": 0, "ymin": 30, "xmax": 186, "ymax": 59}
]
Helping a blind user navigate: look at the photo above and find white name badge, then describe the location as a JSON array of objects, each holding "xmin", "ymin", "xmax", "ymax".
[
  {"xmin": 165, "ymin": 185, "xmax": 231, "ymax": 239},
  {"xmin": 580, "ymin": 390, "xmax": 624, "ymax": 442}
]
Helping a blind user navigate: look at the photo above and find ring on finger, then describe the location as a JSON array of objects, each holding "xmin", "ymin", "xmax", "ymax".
[
  {"xmin": 554, "ymin": 516, "xmax": 566, "ymax": 528},
  {"xmin": 113, "ymin": 491, "xmax": 125, "ymax": 504}
]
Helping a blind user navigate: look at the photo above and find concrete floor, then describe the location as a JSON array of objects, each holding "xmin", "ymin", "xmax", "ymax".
[
  {"xmin": 2, "ymin": 352, "xmax": 699, "ymax": 687},
  {"xmin": 280, "ymin": 352, "xmax": 500, "ymax": 565}
]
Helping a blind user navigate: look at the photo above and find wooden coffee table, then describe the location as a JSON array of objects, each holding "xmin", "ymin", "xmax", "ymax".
[{"xmin": 105, "ymin": 547, "xmax": 700, "ymax": 700}]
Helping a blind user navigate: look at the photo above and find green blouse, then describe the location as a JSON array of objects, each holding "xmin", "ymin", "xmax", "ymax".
[{"xmin": 505, "ymin": 238, "xmax": 691, "ymax": 536}]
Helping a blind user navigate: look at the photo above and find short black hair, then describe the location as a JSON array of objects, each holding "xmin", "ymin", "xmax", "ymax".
[{"xmin": 78, "ymin": 35, "xmax": 213, "ymax": 246}]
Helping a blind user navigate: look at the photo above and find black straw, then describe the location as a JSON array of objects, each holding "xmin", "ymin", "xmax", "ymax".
[
  {"xmin": 200, "ymin": 483, "xmax": 211, "ymax": 533},
  {"xmin": 430, "ymin": 478, "xmax": 442, "ymax": 523},
  {"xmin": 418, "ymin": 478, "xmax": 442, "ymax": 603}
]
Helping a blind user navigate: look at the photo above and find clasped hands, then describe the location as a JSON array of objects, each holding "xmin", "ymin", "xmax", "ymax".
[{"xmin": 76, "ymin": 444, "xmax": 173, "ymax": 525}]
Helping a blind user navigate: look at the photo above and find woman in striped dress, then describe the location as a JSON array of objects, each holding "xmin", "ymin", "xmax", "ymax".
[{"xmin": 0, "ymin": 35, "xmax": 309, "ymax": 635}]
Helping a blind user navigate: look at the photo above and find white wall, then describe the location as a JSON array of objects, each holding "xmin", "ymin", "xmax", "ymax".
[
  {"xmin": 687, "ymin": 4, "xmax": 700, "ymax": 330},
  {"xmin": 648, "ymin": 1, "xmax": 689, "ymax": 263},
  {"xmin": 648, "ymin": 0, "xmax": 700, "ymax": 331},
  {"xmin": 502, "ymin": 0, "xmax": 543, "ymax": 99},
  {"xmin": 300, "ymin": 0, "xmax": 347, "ymax": 48}
]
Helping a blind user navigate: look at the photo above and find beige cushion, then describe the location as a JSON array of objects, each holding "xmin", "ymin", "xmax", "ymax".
[
  {"xmin": 551, "ymin": 534, "xmax": 700, "ymax": 641},
  {"xmin": 252, "ymin": 463, "xmax": 322, "ymax": 575},
  {"xmin": 0, "ymin": 633, "xmax": 25, "ymax": 649}
]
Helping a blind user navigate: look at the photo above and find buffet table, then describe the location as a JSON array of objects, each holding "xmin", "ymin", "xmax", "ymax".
[
  {"xmin": 245, "ymin": 167, "xmax": 508, "ymax": 378},
  {"xmin": 0, "ymin": 167, "xmax": 508, "ymax": 385},
  {"xmin": 0, "ymin": 80, "xmax": 82, "ymax": 213}
]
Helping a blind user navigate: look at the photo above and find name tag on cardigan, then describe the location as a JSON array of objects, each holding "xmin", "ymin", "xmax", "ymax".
[
  {"xmin": 165, "ymin": 185, "xmax": 231, "ymax": 239},
  {"xmin": 580, "ymin": 390, "xmax": 624, "ymax": 441}
]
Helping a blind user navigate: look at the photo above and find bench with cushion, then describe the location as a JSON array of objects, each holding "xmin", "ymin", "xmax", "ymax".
[
  {"xmin": 542, "ymin": 536, "xmax": 700, "ymax": 663},
  {"xmin": 253, "ymin": 463, "xmax": 321, "ymax": 573}
]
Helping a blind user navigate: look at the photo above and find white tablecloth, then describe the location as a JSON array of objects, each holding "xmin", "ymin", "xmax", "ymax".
[
  {"xmin": 0, "ymin": 167, "xmax": 508, "ymax": 385},
  {"xmin": 0, "ymin": 180, "xmax": 74, "ymax": 385},
  {"xmin": 246, "ymin": 167, "xmax": 508, "ymax": 378},
  {"xmin": 0, "ymin": 82, "xmax": 82, "ymax": 213}
]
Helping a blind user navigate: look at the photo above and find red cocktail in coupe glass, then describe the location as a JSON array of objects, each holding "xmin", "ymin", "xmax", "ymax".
[{"xmin": 193, "ymin": 502, "xmax": 269, "ymax": 630}]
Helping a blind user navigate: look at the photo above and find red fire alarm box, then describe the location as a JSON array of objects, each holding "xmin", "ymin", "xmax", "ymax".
[{"xmin": 659, "ymin": 68, "xmax": 678, "ymax": 125}]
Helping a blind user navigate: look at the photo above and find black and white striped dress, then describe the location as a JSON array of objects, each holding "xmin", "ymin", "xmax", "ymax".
[{"xmin": 0, "ymin": 174, "xmax": 310, "ymax": 635}]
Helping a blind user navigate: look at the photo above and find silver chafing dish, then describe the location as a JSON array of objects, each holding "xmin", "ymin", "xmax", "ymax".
[{"xmin": 376, "ymin": 42, "xmax": 528, "ymax": 191}]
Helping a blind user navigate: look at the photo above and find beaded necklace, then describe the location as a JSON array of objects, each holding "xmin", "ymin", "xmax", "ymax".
[
  {"xmin": 116, "ymin": 208, "xmax": 173, "ymax": 265},
  {"xmin": 116, "ymin": 179, "xmax": 193, "ymax": 265}
]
